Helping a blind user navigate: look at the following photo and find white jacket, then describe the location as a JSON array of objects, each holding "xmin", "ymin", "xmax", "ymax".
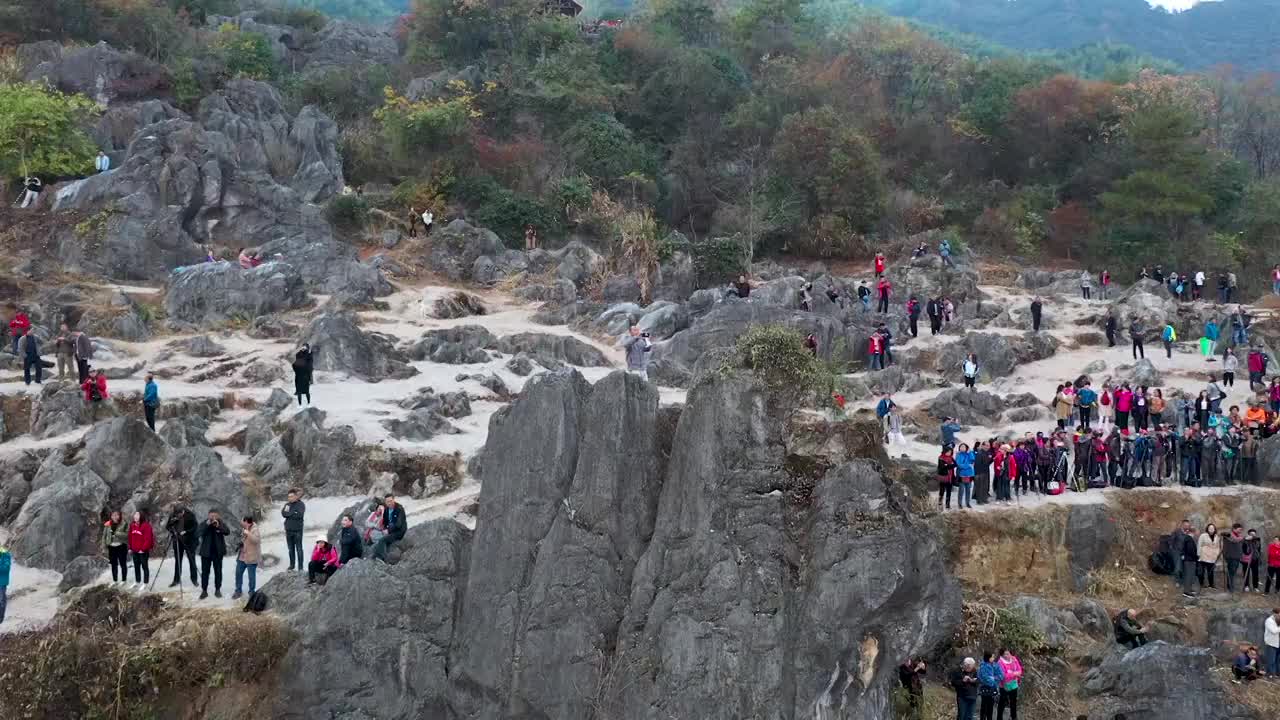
[{"xmin": 1266, "ymin": 615, "xmax": 1280, "ymax": 649}]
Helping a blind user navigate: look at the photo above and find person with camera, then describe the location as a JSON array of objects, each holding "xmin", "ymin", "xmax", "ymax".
[
  {"xmin": 372, "ymin": 495, "xmax": 408, "ymax": 562},
  {"xmin": 197, "ymin": 510, "xmax": 230, "ymax": 600},
  {"xmin": 622, "ymin": 325, "xmax": 652, "ymax": 381},
  {"xmin": 232, "ymin": 516, "xmax": 261, "ymax": 601},
  {"xmin": 282, "ymin": 489, "xmax": 306, "ymax": 571},
  {"xmin": 165, "ymin": 502, "xmax": 198, "ymax": 587}
]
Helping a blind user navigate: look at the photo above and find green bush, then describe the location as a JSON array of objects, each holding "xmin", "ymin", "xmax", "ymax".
[
  {"xmin": 475, "ymin": 187, "xmax": 560, "ymax": 248},
  {"xmin": 283, "ymin": 65, "xmax": 392, "ymax": 125},
  {"xmin": 213, "ymin": 25, "xmax": 275, "ymax": 80},
  {"xmin": 326, "ymin": 195, "xmax": 369, "ymax": 230},
  {"xmin": 734, "ymin": 325, "xmax": 823, "ymax": 404},
  {"xmin": 554, "ymin": 174, "xmax": 593, "ymax": 222},
  {"xmin": 562, "ymin": 113, "xmax": 657, "ymax": 184},
  {"xmin": 691, "ymin": 235, "xmax": 748, "ymax": 287},
  {"xmin": 252, "ymin": 5, "xmax": 329, "ymax": 31}
]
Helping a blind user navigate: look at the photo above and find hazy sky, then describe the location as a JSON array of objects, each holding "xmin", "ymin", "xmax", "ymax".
[{"xmin": 1148, "ymin": 0, "xmax": 1206, "ymax": 10}]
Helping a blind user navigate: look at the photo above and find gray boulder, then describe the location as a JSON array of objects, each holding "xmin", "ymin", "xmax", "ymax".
[
  {"xmin": 513, "ymin": 279, "xmax": 576, "ymax": 305},
  {"xmin": 81, "ymin": 417, "xmax": 168, "ymax": 502},
  {"xmin": 59, "ymin": 555, "xmax": 108, "ymax": 592},
  {"xmin": 25, "ymin": 41, "xmax": 169, "ymax": 106},
  {"xmin": 1073, "ymin": 599, "xmax": 1113, "ymax": 639},
  {"xmin": 432, "ymin": 291, "xmax": 487, "ymax": 319},
  {"xmin": 301, "ymin": 312, "xmax": 418, "ymax": 381},
  {"xmin": 299, "ymin": 21, "xmax": 399, "ymax": 76},
  {"xmin": 165, "ymin": 262, "xmax": 309, "ymax": 326},
  {"xmin": 1118, "ymin": 358, "xmax": 1163, "ymax": 388},
  {"xmin": 255, "ymin": 570, "xmax": 320, "ymax": 618},
  {"xmin": 932, "ymin": 332, "xmax": 1059, "ymax": 380},
  {"xmin": 158, "ymin": 416, "xmax": 211, "ymax": 448},
  {"xmin": 602, "ymin": 275, "xmax": 642, "ymax": 304},
  {"xmin": 406, "ymin": 325, "xmax": 496, "ymax": 364},
  {"xmin": 124, "ymin": 445, "xmax": 257, "ymax": 551},
  {"xmin": 251, "ymin": 407, "xmax": 361, "ymax": 497},
  {"xmin": 1205, "ymin": 607, "xmax": 1271, "ymax": 662},
  {"xmin": 1109, "ymin": 280, "xmax": 1178, "ymax": 333},
  {"xmin": 1006, "ymin": 596, "xmax": 1069, "ymax": 649},
  {"xmin": 9, "ymin": 463, "xmax": 110, "ymax": 571},
  {"xmin": 1082, "ymin": 642, "xmax": 1253, "ymax": 720},
  {"xmin": 429, "ymin": 221, "xmax": 505, "ymax": 281},
  {"xmin": 1066, "ymin": 505, "xmax": 1117, "ymax": 592},
  {"xmin": 30, "ymin": 380, "xmax": 117, "ymax": 439},
  {"xmin": 653, "ymin": 249, "xmax": 695, "ymax": 302},
  {"xmin": 92, "ymin": 100, "xmax": 186, "ymax": 159},
  {"xmin": 636, "ymin": 301, "xmax": 690, "ymax": 340},
  {"xmin": 383, "ymin": 409, "xmax": 460, "ymax": 441},
  {"xmin": 921, "ymin": 389, "xmax": 1013, "ymax": 426},
  {"xmin": 505, "ymin": 353, "xmax": 536, "ymax": 376},
  {"xmin": 593, "ymin": 303, "xmax": 645, "ymax": 336},
  {"xmin": 406, "ymin": 65, "xmax": 484, "ymax": 100},
  {"xmin": 494, "ymin": 332, "xmax": 610, "ymax": 368},
  {"xmin": 397, "ymin": 387, "xmax": 471, "ymax": 418},
  {"xmin": 182, "ymin": 334, "xmax": 227, "ymax": 357}
]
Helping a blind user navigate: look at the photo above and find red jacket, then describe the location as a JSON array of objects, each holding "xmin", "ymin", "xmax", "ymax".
[
  {"xmin": 9, "ymin": 312, "xmax": 30, "ymax": 337},
  {"xmin": 82, "ymin": 375, "xmax": 109, "ymax": 403},
  {"xmin": 877, "ymin": 279, "xmax": 891, "ymax": 298},
  {"xmin": 874, "ymin": 257, "xmax": 886, "ymax": 274},
  {"xmin": 312, "ymin": 543, "xmax": 339, "ymax": 568},
  {"xmin": 128, "ymin": 522, "xmax": 155, "ymax": 553},
  {"xmin": 869, "ymin": 334, "xmax": 884, "ymax": 354},
  {"xmin": 1269, "ymin": 542, "xmax": 1280, "ymax": 568},
  {"xmin": 1249, "ymin": 352, "xmax": 1265, "ymax": 373}
]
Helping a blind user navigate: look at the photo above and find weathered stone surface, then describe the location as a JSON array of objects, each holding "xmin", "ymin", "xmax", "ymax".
[
  {"xmin": 300, "ymin": 312, "xmax": 417, "ymax": 382},
  {"xmin": 653, "ymin": 249, "xmax": 695, "ymax": 302},
  {"xmin": 1082, "ymin": 642, "xmax": 1253, "ymax": 720},
  {"xmin": 182, "ymin": 335, "xmax": 227, "ymax": 357},
  {"xmin": 251, "ymin": 407, "xmax": 360, "ymax": 497},
  {"xmin": 1007, "ymin": 595, "xmax": 1069, "ymax": 649},
  {"xmin": 82, "ymin": 417, "xmax": 168, "ymax": 502},
  {"xmin": 165, "ymin": 262, "xmax": 309, "ymax": 326},
  {"xmin": 636, "ymin": 301, "xmax": 690, "ymax": 340},
  {"xmin": 382, "ymin": 409, "xmax": 460, "ymax": 441},
  {"xmin": 602, "ymin": 274, "xmax": 642, "ymax": 304},
  {"xmin": 493, "ymin": 332, "xmax": 610, "ymax": 368},
  {"xmin": 920, "ymin": 389, "xmax": 1010, "ymax": 426},
  {"xmin": 1066, "ymin": 505, "xmax": 1117, "ymax": 592},
  {"xmin": 396, "ymin": 387, "xmax": 471, "ymax": 418},
  {"xmin": 30, "ymin": 381, "xmax": 120, "ymax": 439},
  {"xmin": 59, "ymin": 555, "xmax": 108, "ymax": 592},
  {"xmin": 432, "ymin": 291, "xmax": 487, "ymax": 319},
  {"xmin": 158, "ymin": 416, "xmax": 211, "ymax": 448},
  {"xmin": 406, "ymin": 325, "xmax": 495, "ymax": 364},
  {"xmin": 25, "ymin": 41, "xmax": 169, "ymax": 106},
  {"xmin": 505, "ymin": 353, "xmax": 536, "ymax": 376},
  {"xmin": 1205, "ymin": 607, "xmax": 1271, "ymax": 662},
  {"xmin": 429, "ymin": 220, "xmax": 505, "ymax": 281},
  {"xmin": 10, "ymin": 463, "xmax": 110, "ymax": 571},
  {"xmin": 932, "ymin": 332, "xmax": 1058, "ymax": 380}
]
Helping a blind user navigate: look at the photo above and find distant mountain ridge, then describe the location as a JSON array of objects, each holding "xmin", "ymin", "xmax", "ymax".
[{"xmin": 859, "ymin": 0, "xmax": 1280, "ymax": 72}]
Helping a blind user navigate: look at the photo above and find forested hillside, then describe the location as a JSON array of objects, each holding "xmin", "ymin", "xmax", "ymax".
[
  {"xmin": 2, "ymin": 0, "xmax": 1280, "ymax": 284},
  {"xmin": 861, "ymin": 0, "xmax": 1280, "ymax": 73}
]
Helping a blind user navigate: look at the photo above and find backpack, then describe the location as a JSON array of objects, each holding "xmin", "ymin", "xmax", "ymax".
[
  {"xmin": 244, "ymin": 590, "xmax": 269, "ymax": 613},
  {"xmin": 1163, "ymin": 326, "xmax": 1176, "ymax": 342}
]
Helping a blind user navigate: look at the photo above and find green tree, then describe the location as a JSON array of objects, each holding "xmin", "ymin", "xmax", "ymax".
[
  {"xmin": 562, "ymin": 113, "xmax": 656, "ymax": 185},
  {"xmin": 770, "ymin": 105, "xmax": 886, "ymax": 235},
  {"xmin": 0, "ymin": 83, "xmax": 99, "ymax": 179},
  {"xmin": 213, "ymin": 25, "xmax": 275, "ymax": 80}
]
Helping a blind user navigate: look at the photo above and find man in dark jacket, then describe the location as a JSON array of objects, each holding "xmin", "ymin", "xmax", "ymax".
[
  {"xmin": 338, "ymin": 514, "xmax": 363, "ymax": 565},
  {"xmin": 1105, "ymin": 314, "xmax": 1117, "ymax": 347},
  {"xmin": 1114, "ymin": 609, "xmax": 1149, "ymax": 649},
  {"xmin": 1181, "ymin": 525, "xmax": 1200, "ymax": 597},
  {"xmin": 281, "ymin": 489, "xmax": 306, "ymax": 571},
  {"xmin": 197, "ymin": 510, "xmax": 230, "ymax": 599},
  {"xmin": 973, "ymin": 441, "xmax": 992, "ymax": 504},
  {"xmin": 907, "ymin": 296, "xmax": 921, "ymax": 337},
  {"xmin": 927, "ymin": 298, "xmax": 943, "ymax": 335},
  {"xmin": 1030, "ymin": 297, "xmax": 1043, "ymax": 332},
  {"xmin": 73, "ymin": 330, "xmax": 93, "ymax": 383},
  {"xmin": 165, "ymin": 502, "xmax": 199, "ymax": 587},
  {"xmin": 949, "ymin": 658, "xmax": 979, "ymax": 720},
  {"xmin": 373, "ymin": 494, "xmax": 409, "ymax": 561}
]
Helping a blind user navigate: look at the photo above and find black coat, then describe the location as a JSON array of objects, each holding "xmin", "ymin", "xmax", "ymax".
[
  {"xmin": 950, "ymin": 669, "xmax": 979, "ymax": 699},
  {"xmin": 197, "ymin": 519, "xmax": 230, "ymax": 559},
  {"xmin": 339, "ymin": 526, "xmax": 364, "ymax": 564},
  {"xmin": 166, "ymin": 508, "xmax": 197, "ymax": 546},
  {"xmin": 384, "ymin": 504, "xmax": 408, "ymax": 541},
  {"xmin": 281, "ymin": 500, "xmax": 306, "ymax": 533},
  {"xmin": 293, "ymin": 349, "xmax": 313, "ymax": 389}
]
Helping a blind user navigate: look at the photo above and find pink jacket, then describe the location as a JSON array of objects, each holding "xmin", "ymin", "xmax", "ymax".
[
  {"xmin": 997, "ymin": 655, "xmax": 1023, "ymax": 689},
  {"xmin": 1115, "ymin": 389, "xmax": 1133, "ymax": 413}
]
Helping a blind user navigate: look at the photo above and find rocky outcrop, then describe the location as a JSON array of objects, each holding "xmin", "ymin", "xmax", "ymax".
[
  {"xmin": 429, "ymin": 221, "xmax": 506, "ymax": 281},
  {"xmin": 931, "ymin": 332, "xmax": 1059, "ymax": 379},
  {"xmin": 30, "ymin": 380, "xmax": 119, "ymax": 438},
  {"xmin": 271, "ymin": 369, "xmax": 960, "ymax": 720},
  {"xmin": 383, "ymin": 409, "xmax": 460, "ymax": 441},
  {"xmin": 24, "ymin": 41, "xmax": 169, "ymax": 106},
  {"xmin": 298, "ymin": 21, "xmax": 399, "ymax": 76},
  {"xmin": 9, "ymin": 463, "xmax": 110, "ymax": 571},
  {"xmin": 165, "ymin": 262, "xmax": 309, "ymax": 326},
  {"xmin": 251, "ymin": 407, "xmax": 361, "ymax": 497},
  {"xmin": 59, "ymin": 555, "xmax": 108, "ymax": 592},
  {"xmin": 1082, "ymin": 642, "xmax": 1253, "ymax": 720},
  {"xmin": 1108, "ymin": 280, "xmax": 1178, "ymax": 333},
  {"xmin": 406, "ymin": 325, "xmax": 495, "ymax": 364},
  {"xmin": 300, "ymin": 312, "xmax": 418, "ymax": 381},
  {"xmin": 1066, "ymin": 505, "xmax": 1117, "ymax": 591},
  {"xmin": 493, "ymin": 332, "xmax": 610, "ymax": 368},
  {"xmin": 921, "ymin": 389, "xmax": 1020, "ymax": 426},
  {"xmin": 396, "ymin": 387, "xmax": 471, "ymax": 418},
  {"xmin": 432, "ymin": 291, "xmax": 487, "ymax": 319}
]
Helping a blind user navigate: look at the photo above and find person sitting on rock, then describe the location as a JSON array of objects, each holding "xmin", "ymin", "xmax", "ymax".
[
  {"xmin": 1233, "ymin": 645, "xmax": 1263, "ymax": 682},
  {"xmin": 364, "ymin": 504, "xmax": 387, "ymax": 546},
  {"xmin": 82, "ymin": 369, "xmax": 109, "ymax": 419},
  {"xmin": 372, "ymin": 495, "xmax": 407, "ymax": 561},
  {"xmin": 338, "ymin": 514, "xmax": 363, "ymax": 566},
  {"xmin": 308, "ymin": 537, "xmax": 340, "ymax": 584},
  {"xmin": 238, "ymin": 247, "xmax": 254, "ymax": 269},
  {"xmin": 1113, "ymin": 608, "xmax": 1148, "ymax": 649}
]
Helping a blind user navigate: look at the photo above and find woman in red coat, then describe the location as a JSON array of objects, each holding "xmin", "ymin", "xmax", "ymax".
[
  {"xmin": 82, "ymin": 369, "xmax": 109, "ymax": 408},
  {"xmin": 127, "ymin": 510, "xmax": 155, "ymax": 589},
  {"xmin": 8, "ymin": 310, "xmax": 29, "ymax": 354}
]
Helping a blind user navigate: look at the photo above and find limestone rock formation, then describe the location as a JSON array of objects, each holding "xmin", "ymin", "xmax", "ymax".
[
  {"xmin": 406, "ymin": 326, "xmax": 496, "ymax": 365},
  {"xmin": 24, "ymin": 41, "xmax": 169, "ymax": 106},
  {"xmin": 165, "ymin": 262, "xmax": 309, "ymax": 326},
  {"xmin": 493, "ymin": 332, "xmax": 610, "ymax": 368},
  {"xmin": 300, "ymin": 312, "xmax": 418, "ymax": 381},
  {"xmin": 1082, "ymin": 642, "xmax": 1253, "ymax": 720}
]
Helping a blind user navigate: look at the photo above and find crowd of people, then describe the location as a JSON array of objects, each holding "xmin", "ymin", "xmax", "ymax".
[{"xmin": 900, "ymin": 648, "xmax": 1025, "ymax": 720}]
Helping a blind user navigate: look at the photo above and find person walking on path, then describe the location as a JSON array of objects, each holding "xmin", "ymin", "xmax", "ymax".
[
  {"xmin": 1029, "ymin": 297, "xmax": 1042, "ymax": 332},
  {"xmin": 74, "ymin": 329, "xmax": 93, "ymax": 383},
  {"xmin": 1162, "ymin": 323, "xmax": 1177, "ymax": 359},
  {"xmin": 232, "ymin": 516, "xmax": 260, "ymax": 600},
  {"xmin": 307, "ymin": 538, "xmax": 339, "ymax": 584},
  {"xmin": 1130, "ymin": 320, "xmax": 1145, "ymax": 359},
  {"xmin": 142, "ymin": 373, "xmax": 159, "ymax": 431},
  {"xmin": 906, "ymin": 296, "xmax": 921, "ymax": 337},
  {"xmin": 996, "ymin": 649, "xmax": 1022, "ymax": 720},
  {"xmin": 1105, "ymin": 314, "xmax": 1117, "ymax": 347},
  {"xmin": 951, "ymin": 658, "xmax": 979, "ymax": 720},
  {"xmin": 1080, "ymin": 270, "xmax": 1093, "ymax": 300},
  {"xmin": 127, "ymin": 511, "xmax": 154, "ymax": 589},
  {"xmin": 165, "ymin": 502, "xmax": 198, "ymax": 587},
  {"xmin": 876, "ymin": 277, "xmax": 892, "ymax": 313},
  {"xmin": 17, "ymin": 327, "xmax": 41, "ymax": 385},
  {"xmin": 282, "ymin": 489, "xmax": 306, "ymax": 572},
  {"xmin": 53, "ymin": 323, "xmax": 74, "ymax": 380},
  {"xmin": 102, "ymin": 511, "xmax": 129, "ymax": 584},
  {"xmin": 1100, "ymin": 269, "xmax": 1111, "ymax": 300},
  {"xmin": 197, "ymin": 510, "xmax": 230, "ymax": 600},
  {"xmin": 927, "ymin": 297, "xmax": 943, "ymax": 335},
  {"xmin": 292, "ymin": 343, "xmax": 314, "ymax": 405},
  {"xmin": 1265, "ymin": 609, "xmax": 1280, "ymax": 677},
  {"xmin": 622, "ymin": 326, "xmax": 653, "ymax": 380},
  {"xmin": 978, "ymin": 651, "xmax": 1003, "ymax": 720},
  {"xmin": 372, "ymin": 494, "xmax": 407, "ymax": 561}
]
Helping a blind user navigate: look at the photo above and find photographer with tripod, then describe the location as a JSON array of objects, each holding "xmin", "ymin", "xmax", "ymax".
[
  {"xmin": 165, "ymin": 502, "xmax": 198, "ymax": 587},
  {"xmin": 197, "ymin": 510, "xmax": 230, "ymax": 600}
]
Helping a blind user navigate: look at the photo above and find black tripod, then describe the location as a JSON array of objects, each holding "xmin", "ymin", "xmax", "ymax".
[{"xmin": 148, "ymin": 532, "xmax": 184, "ymax": 602}]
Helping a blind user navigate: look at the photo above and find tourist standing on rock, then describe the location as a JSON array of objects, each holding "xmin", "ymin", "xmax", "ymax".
[
  {"xmin": 101, "ymin": 511, "xmax": 129, "ymax": 584},
  {"xmin": 927, "ymin": 297, "xmax": 942, "ymax": 335},
  {"xmin": 875, "ymin": 393, "xmax": 895, "ymax": 442},
  {"xmin": 82, "ymin": 369, "xmax": 108, "ymax": 419},
  {"xmin": 525, "ymin": 225, "xmax": 538, "ymax": 251},
  {"xmin": 950, "ymin": 657, "xmax": 979, "ymax": 720},
  {"xmin": 17, "ymin": 327, "xmax": 41, "ymax": 385},
  {"xmin": 868, "ymin": 330, "xmax": 885, "ymax": 371},
  {"xmin": 74, "ymin": 329, "xmax": 93, "ymax": 383},
  {"xmin": 1229, "ymin": 271, "xmax": 1238, "ymax": 302},
  {"xmin": 906, "ymin": 296, "xmax": 921, "ymax": 337},
  {"xmin": 127, "ymin": 511, "xmax": 154, "ymax": 590},
  {"xmin": 1226, "ymin": 524, "xmax": 1246, "ymax": 593},
  {"xmin": 1194, "ymin": 270, "xmax": 1206, "ymax": 300},
  {"xmin": 54, "ymin": 323, "xmax": 74, "ymax": 380},
  {"xmin": 1266, "ymin": 536, "xmax": 1280, "ymax": 594},
  {"xmin": 0, "ymin": 544, "xmax": 8, "ymax": 624},
  {"xmin": 1080, "ymin": 270, "xmax": 1093, "ymax": 300},
  {"xmin": 1224, "ymin": 353, "xmax": 1238, "ymax": 388},
  {"xmin": 956, "ymin": 443, "xmax": 976, "ymax": 509},
  {"xmin": 1113, "ymin": 608, "xmax": 1149, "ymax": 649},
  {"xmin": 422, "ymin": 209, "xmax": 434, "ymax": 235},
  {"xmin": 1104, "ymin": 314, "xmax": 1117, "ymax": 347},
  {"xmin": 936, "ymin": 445, "xmax": 957, "ymax": 510},
  {"xmin": 1243, "ymin": 529, "xmax": 1262, "ymax": 590},
  {"xmin": 978, "ymin": 651, "xmax": 1003, "ymax": 720},
  {"xmin": 407, "ymin": 207, "xmax": 419, "ymax": 237},
  {"xmin": 1100, "ymin": 269, "xmax": 1111, "ymax": 299},
  {"xmin": 95, "ymin": 151, "xmax": 110, "ymax": 173},
  {"xmin": 939, "ymin": 238, "xmax": 955, "ymax": 268},
  {"xmin": 798, "ymin": 283, "xmax": 813, "ymax": 311},
  {"xmin": 8, "ymin": 308, "xmax": 30, "ymax": 354},
  {"xmin": 19, "ymin": 176, "xmax": 41, "ymax": 208},
  {"xmin": 940, "ymin": 417, "xmax": 961, "ymax": 449},
  {"xmin": 233, "ymin": 516, "xmax": 260, "ymax": 600},
  {"xmin": 143, "ymin": 373, "xmax": 159, "ymax": 431},
  {"xmin": 963, "ymin": 354, "xmax": 979, "ymax": 391},
  {"xmin": 372, "ymin": 494, "xmax": 407, "ymax": 561},
  {"xmin": 622, "ymin": 326, "xmax": 653, "ymax": 381},
  {"xmin": 1231, "ymin": 306, "xmax": 1249, "ymax": 346},
  {"xmin": 995, "ymin": 648, "xmax": 1022, "ymax": 720},
  {"xmin": 1029, "ymin": 297, "xmax": 1042, "ymax": 332},
  {"xmin": 1264, "ymin": 609, "xmax": 1280, "ymax": 676},
  {"xmin": 1129, "ymin": 320, "xmax": 1145, "ymax": 359},
  {"xmin": 197, "ymin": 510, "xmax": 230, "ymax": 600},
  {"xmin": 282, "ymin": 489, "xmax": 306, "ymax": 572},
  {"xmin": 1198, "ymin": 523, "xmax": 1222, "ymax": 589},
  {"xmin": 307, "ymin": 537, "xmax": 339, "ymax": 584},
  {"xmin": 874, "ymin": 252, "xmax": 886, "ymax": 278},
  {"xmin": 856, "ymin": 280, "xmax": 870, "ymax": 312},
  {"xmin": 898, "ymin": 657, "xmax": 927, "ymax": 720},
  {"xmin": 876, "ymin": 277, "xmax": 891, "ymax": 313},
  {"xmin": 338, "ymin": 514, "xmax": 363, "ymax": 565},
  {"xmin": 165, "ymin": 502, "xmax": 198, "ymax": 587},
  {"xmin": 1162, "ymin": 323, "xmax": 1176, "ymax": 359},
  {"xmin": 293, "ymin": 343, "xmax": 314, "ymax": 405}
]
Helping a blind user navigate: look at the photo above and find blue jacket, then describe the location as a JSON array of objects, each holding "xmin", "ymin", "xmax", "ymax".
[
  {"xmin": 955, "ymin": 450, "xmax": 976, "ymax": 478},
  {"xmin": 978, "ymin": 661, "xmax": 1004, "ymax": 690},
  {"xmin": 941, "ymin": 422, "xmax": 961, "ymax": 446},
  {"xmin": 1205, "ymin": 322, "xmax": 1219, "ymax": 341},
  {"xmin": 0, "ymin": 550, "xmax": 10, "ymax": 588},
  {"xmin": 876, "ymin": 398, "xmax": 894, "ymax": 419},
  {"xmin": 143, "ymin": 380, "xmax": 159, "ymax": 407},
  {"xmin": 1077, "ymin": 388, "xmax": 1097, "ymax": 407}
]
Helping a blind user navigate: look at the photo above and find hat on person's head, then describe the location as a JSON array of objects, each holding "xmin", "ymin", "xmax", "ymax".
[{"xmin": 315, "ymin": 535, "xmax": 328, "ymax": 543}]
